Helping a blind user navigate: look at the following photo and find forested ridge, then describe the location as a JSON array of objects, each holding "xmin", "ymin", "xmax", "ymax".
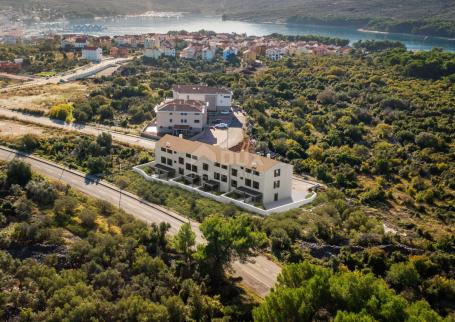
[{"xmin": 1, "ymin": 0, "xmax": 455, "ymax": 37}]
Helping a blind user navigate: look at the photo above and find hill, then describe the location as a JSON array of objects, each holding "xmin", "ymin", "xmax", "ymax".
[{"xmin": 1, "ymin": 0, "xmax": 455, "ymax": 37}]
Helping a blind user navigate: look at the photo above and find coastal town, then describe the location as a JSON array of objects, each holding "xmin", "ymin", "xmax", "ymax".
[{"xmin": 1, "ymin": 29, "xmax": 352, "ymax": 73}]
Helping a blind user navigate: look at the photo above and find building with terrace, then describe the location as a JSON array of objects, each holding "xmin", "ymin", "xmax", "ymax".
[
  {"xmin": 152, "ymin": 135, "xmax": 293, "ymax": 206},
  {"xmin": 172, "ymin": 85, "xmax": 232, "ymax": 113},
  {"xmin": 155, "ymin": 99, "xmax": 208, "ymax": 136}
]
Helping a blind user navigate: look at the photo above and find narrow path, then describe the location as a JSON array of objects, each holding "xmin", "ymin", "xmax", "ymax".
[{"xmin": 0, "ymin": 146, "xmax": 281, "ymax": 297}]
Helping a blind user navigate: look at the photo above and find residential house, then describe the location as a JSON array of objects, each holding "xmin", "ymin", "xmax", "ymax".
[
  {"xmin": 201, "ymin": 47, "xmax": 216, "ymax": 61},
  {"xmin": 155, "ymin": 99, "xmax": 208, "ymax": 136},
  {"xmin": 154, "ymin": 135, "xmax": 293, "ymax": 205},
  {"xmin": 82, "ymin": 47, "xmax": 103, "ymax": 62},
  {"xmin": 223, "ymin": 46, "xmax": 237, "ymax": 61},
  {"xmin": 242, "ymin": 49, "xmax": 257, "ymax": 65},
  {"xmin": 265, "ymin": 48, "xmax": 282, "ymax": 61},
  {"xmin": 110, "ymin": 47, "xmax": 129, "ymax": 58},
  {"xmin": 144, "ymin": 47, "xmax": 163, "ymax": 59},
  {"xmin": 75, "ymin": 37, "xmax": 89, "ymax": 49},
  {"xmin": 180, "ymin": 46, "xmax": 196, "ymax": 59}
]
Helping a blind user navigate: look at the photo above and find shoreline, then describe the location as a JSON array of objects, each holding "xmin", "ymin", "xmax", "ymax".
[{"xmin": 357, "ymin": 28, "xmax": 389, "ymax": 35}]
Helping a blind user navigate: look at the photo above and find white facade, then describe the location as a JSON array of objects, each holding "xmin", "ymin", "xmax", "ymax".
[
  {"xmin": 155, "ymin": 99, "xmax": 208, "ymax": 136},
  {"xmin": 163, "ymin": 46, "xmax": 176, "ymax": 57},
  {"xmin": 201, "ymin": 47, "xmax": 215, "ymax": 61},
  {"xmin": 180, "ymin": 46, "xmax": 196, "ymax": 59},
  {"xmin": 144, "ymin": 37, "xmax": 160, "ymax": 49},
  {"xmin": 154, "ymin": 135, "xmax": 293, "ymax": 205},
  {"xmin": 144, "ymin": 48, "xmax": 163, "ymax": 59},
  {"xmin": 172, "ymin": 85, "xmax": 232, "ymax": 112},
  {"xmin": 265, "ymin": 48, "xmax": 282, "ymax": 61},
  {"xmin": 82, "ymin": 47, "xmax": 103, "ymax": 62}
]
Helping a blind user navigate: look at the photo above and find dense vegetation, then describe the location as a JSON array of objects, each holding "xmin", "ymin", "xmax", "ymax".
[
  {"xmin": 253, "ymin": 261, "xmax": 449, "ymax": 321},
  {"xmin": 0, "ymin": 161, "xmax": 265, "ymax": 321},
  {"xmin": 1, "ymin": 37, "xmax": 454, "ymax": 319},
  {"xmin": 0, "ymin": 39, "xmax": 87, "ymax": 75}
]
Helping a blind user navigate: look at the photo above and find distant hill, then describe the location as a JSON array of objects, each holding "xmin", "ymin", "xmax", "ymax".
[{"xmin": 1, "ymin": 0, "xmax": 455, "ymax": 38}]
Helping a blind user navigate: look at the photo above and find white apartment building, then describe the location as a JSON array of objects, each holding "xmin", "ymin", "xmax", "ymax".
[
  {"xmin": 201, "ymin": 47, "xmax": 215, "ymax": 61},
  {"xmin": 172, "ymin": 85, "xmax": 232, "ymax": 112},
  {"xmin": 154, "ymin": 135, "xmax": 293, "ymax": 205},
  {"xmin": 155, "ymin": 99, "xmax": 208, "ymax": 136},
  {"xmin": 144, "ymin": 47, "xmax": 163, "ymax": 59},
  {"xmin": 82, "ymin": 47, "xmax": 103, "ymax": 62},
  {"xmin": 180, "ymin": 46, "xmax": 196, "ymax": 59},
  {"xmin": 162, "ymin": 44, "xmax": 176, "ymax": 57},
  {"xmin": 265, "ymin": 48, "xmax": 283, "ymax": 61}
]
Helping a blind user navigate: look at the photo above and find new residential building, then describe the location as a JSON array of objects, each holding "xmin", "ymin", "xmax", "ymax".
[
  {"xmin": 154, "ymin": 135, "xmax": 293, "ymax": 205},
  {"xmin": 172, "ymin": 85, "xmax": 232, "ymax": 112},
  {"xmin": 155, "ymin": 99, "xmax": 208, "ymax": 136}
]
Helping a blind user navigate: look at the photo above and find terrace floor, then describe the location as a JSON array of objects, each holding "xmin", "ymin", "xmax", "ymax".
[{"xmin": 264, "ymin": 177, "xmax": 315, "ymax": 210}]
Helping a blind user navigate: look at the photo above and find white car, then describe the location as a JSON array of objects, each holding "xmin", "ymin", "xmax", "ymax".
[
  {"xmin": 214, "ymin": 123, "xmax": 228, "ymax": 129},
  {"xmin": 220, "ymin": 110, "xmax": 230, "ymax": 115}
]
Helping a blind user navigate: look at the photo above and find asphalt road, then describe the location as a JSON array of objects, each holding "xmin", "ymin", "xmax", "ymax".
[
  {"xmin": 0, "ymin": 107, "xmax": 156, "ymax": 150},
  {"xmin": 0, "ymin": 146, "xmax": 281, "ymax": 297},
  {"xmin": 0, "ymin": 57, "xmax": 132, "ymax": 94}
]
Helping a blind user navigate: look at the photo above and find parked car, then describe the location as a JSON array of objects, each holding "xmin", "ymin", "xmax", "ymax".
[
  {"xmin": 220, "ymin": 110, "xmax": 230, "ymax": 115},
  {"xmin": 214, "ymin": 123, "xmax": 228, "ymax": 129}
]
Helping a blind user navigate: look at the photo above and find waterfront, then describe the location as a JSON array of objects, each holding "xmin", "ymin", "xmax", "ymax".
[{"xmin": 31, "ymin": 13, "xmax": 455, "ymax": 51}]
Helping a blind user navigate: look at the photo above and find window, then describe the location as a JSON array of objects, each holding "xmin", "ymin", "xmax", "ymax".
[
  {"xmin": 167, "ymin": 149, "xmax": 173, "ymax": 154},
  {"xmin": 274, "ymin": 193, "xmax": 279, "ymax": 201},
  {"xmin": 179, "ymin": 157, "xmax": 184, "ymax": 165},
  {"xmin": 161, "ymin": 157, "xmax": 166, "ymax": 164},
  {"xmin": 191, "ymin": 165, "xmax": 198, "ymax": 172},
  {"xmin": 215, "ymin": 162, "xmax": 220, "ymax": 168},
  {"xmin": 195, "ymin": 120, "xmax": 200, "ymax": 123},
  {"xmin": 169, "ymin": 119, "xmax": 173, "ymax": 123},
  {"xmin": 167, "ymin": 159, "xmax": 172, "ymax": 166},
  {"xmin": 160, "ymin": 147, "xmax": 166, "ymax": 152},
  {"xmin": 253, "ymin": 181, "xmax": 259, "ymax": 189},
  {"xmin": 274, "ymin": 180, "xmax": 280, "ymax": 189},
  {"xmin": 221, "ymin": 164, "xmax": 227, "ymax": 170},
  {"xmin": 169, "ymin": 112, "xmax": 173, "ymax": 115},
  {"xmin": 221, "ymin": 175, "xmax": 227, "ymax": 182},
  {"xmin": 186, "ymin": 153, "xmax": 191, "ymax": 158},
  {"xmin": 203, "ymin": 174, "xmax": 208, "ymax": 181},
  {"xmin": 214, "ymin": 172, "xmax": 220, "ymax": 180},
  {"xmin": 192, "ymin": 155, "xmax": 198, "ymax": 160},
  {"xmin": 245, "ymin": 168, "xmax": 252, "ymax": 174},
  {"xmin": 203, "ymin": 163, "xmax": 209, "ymax": 171},
  {"xmin": 231, "ymin": 168, "xmax": 237, "ymax": 176},
  {"xmin": 274, "ymin": 169, "xmax": 281, "ymax": 177},
  {"xmin": 245, "ymin": 179, "xmax": 252, "ymax": 187},
  {"xmin": 253, "ymin": 171, "xmax": 260, "ymax": 176},
  {"xmin": 186, "ymin": 163, "xmax": 191, "ymax": 171},
  {"xmin": 179, "ymin": 168, "xmax": 184, "ymax": 175},
  {"xmin": 231, "ymin": 180, "xmax": 237, "ymax": 188}
]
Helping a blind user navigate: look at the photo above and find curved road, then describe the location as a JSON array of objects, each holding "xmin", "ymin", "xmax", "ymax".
[
  {"xmin": 0, "ymin": 146, "xmax": 280, "ymax": 297},
  {"xmin": 0, "ymin": 107, "xmax": 156, "ymax": 150}
]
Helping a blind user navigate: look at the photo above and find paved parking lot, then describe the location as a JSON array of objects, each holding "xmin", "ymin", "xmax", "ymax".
[{"xmin": 198, "ymin": 110, "xmax": 246, "ymax": 148}]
